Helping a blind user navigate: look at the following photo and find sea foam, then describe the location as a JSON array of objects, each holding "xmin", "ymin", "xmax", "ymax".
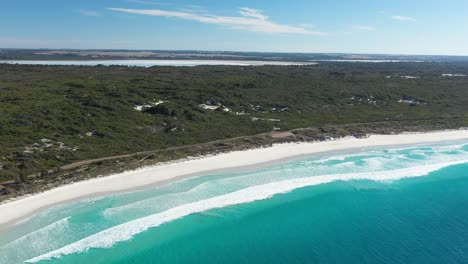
[
  {"xmin": 25, "ymin": 159, "xmax": 468, "ymax": 263},
  {"xmin": 0, "ymin": 217, "xmax": 70, "ymax": 264}
]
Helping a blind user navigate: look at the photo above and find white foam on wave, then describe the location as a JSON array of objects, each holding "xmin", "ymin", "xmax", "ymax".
[
  {"xmin": 389, "ymin": 142, "xmax": 467, "ymax": 153},
  {"xmin": 104, "ymin": 145, "xmax": 468, "ymax": 218},
  {"xmin": 102, "ymin": 181, "xmax": 214, "ymax": 217},
  {"xmin": 25, "ymin": 159, "xmax": 468, "ymax": 263},
  {"xmin": 0, "ymin": 217, "xmax": 70, "ymax": 263},
  {"xmin": 102, "ymin": 158, "xmax": 380, "ymax": 218}
]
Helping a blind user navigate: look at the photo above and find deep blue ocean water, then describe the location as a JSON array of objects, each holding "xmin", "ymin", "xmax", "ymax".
[{"xmin": 1, "ymin": 141, "xmax": 468, "ymax": 264}]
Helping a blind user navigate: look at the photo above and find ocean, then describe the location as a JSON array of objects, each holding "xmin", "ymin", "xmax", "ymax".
[{"xmin": 1, "ymin": 141, "xmax": 468, "ymax": 263}]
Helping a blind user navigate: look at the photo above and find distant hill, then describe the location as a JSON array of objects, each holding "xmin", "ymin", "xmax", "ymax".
[{"xmin": 2, "ymin": 49, "xmax": 468, "ymax": 62}]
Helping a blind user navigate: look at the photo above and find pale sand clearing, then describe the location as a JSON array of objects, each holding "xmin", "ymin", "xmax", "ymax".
[{"xmin": 1, "ymin": 130, "xmax": 468, "ymax": 228}]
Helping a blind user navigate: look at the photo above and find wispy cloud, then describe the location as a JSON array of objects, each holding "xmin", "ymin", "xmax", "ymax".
[
  {"xmin": 238, "ymin": 7, "xmax": 268, "ymax": 20},
  {"xmin": 351, "ymin": 25, "xmax": 375, "ymax": 31},
  {"xmin": 391, "ymin": 15, "xmax": 415, "ymax": 21},
  {"xmin": 78, "ymin": 10, "xmax": 101, "ymax": 17},
  {"xmin": 108, "ymin": 7, "xmax": 327, "ymax": 35}
]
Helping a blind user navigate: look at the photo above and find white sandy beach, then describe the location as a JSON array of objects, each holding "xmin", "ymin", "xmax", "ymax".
[{"xmin": 1, "ymin": 130, "xmax": 468, "ymax": 228}]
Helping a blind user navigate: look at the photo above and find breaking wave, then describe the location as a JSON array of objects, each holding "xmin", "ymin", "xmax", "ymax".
[
  {"xmin": 25, "ymin": 159, "xmax": 468, "ymax": 263},
  {"xmin": 0, "ymin": 217, "xmax": 70, "ymax": 264}
]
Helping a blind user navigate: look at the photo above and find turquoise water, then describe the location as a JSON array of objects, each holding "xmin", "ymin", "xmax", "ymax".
[{"xmin": 1, "ymin": 141, "xmax": 468, "ymax": 263}]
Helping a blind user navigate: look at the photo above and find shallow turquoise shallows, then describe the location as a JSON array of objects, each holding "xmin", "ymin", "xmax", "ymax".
[{"xmin": 1, "ymin": 141, "xmax": 468, "ymax": 264}]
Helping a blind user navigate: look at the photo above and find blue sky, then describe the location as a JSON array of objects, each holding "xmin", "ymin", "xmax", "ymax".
[{"xmin": 1, "ymin": 0, "xmax": 468, "ymax": 55}]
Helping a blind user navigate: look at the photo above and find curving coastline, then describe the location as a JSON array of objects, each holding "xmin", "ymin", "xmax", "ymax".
[{"xmin": 1, "ymin": 130, "xmax": 468, "ymax": 229}]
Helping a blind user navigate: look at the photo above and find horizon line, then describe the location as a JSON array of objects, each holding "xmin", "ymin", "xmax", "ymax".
[{"xmin": 1, "ymin": 47, "xmax": 468, "ymax": 58}]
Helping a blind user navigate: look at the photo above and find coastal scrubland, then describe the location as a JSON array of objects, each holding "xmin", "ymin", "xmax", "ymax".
[{"xmin": 1, "ymin": 62, "xmax": 468, "ymax": 198}]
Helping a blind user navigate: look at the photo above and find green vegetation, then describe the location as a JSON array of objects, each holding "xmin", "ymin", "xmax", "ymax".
[{"xmin": 0, "ymin": 62, "xmax": 468, "ymax": 198}]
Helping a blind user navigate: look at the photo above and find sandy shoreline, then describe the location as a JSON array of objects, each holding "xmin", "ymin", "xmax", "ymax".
[
  {"xmin": 1, "ymin": 130, "xmax": 468, "ymax": 229},
  {"xmin": 0, "ymin": 60, "xmax": 317, "ymax": 67}
]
